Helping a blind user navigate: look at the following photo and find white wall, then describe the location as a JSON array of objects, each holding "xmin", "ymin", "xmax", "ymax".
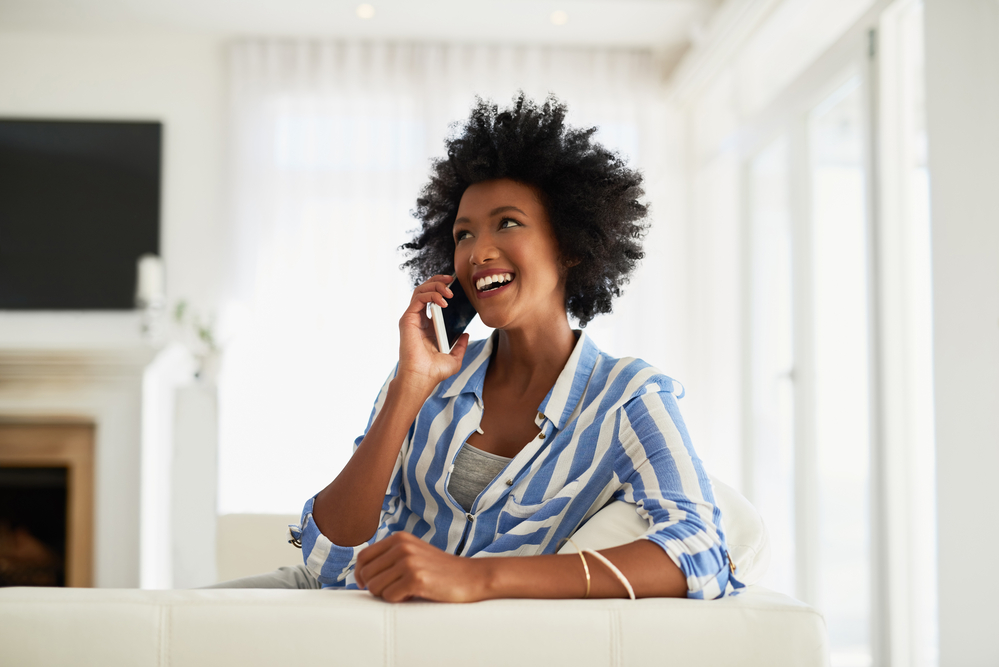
[
  {"xmin": 0, "ymin": 31, "xmax": 227, "ymax": 587},
  {"xmin": 0, "ymin": 31, "xmax": 227, "ymax": 315},
  {"xmin": 924, "ymin": 2, "xmax": 999, "ymax": 665}
]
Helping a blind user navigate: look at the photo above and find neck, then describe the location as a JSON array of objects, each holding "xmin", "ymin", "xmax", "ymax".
[{"xmin": 490, "ymin": 315, "xmax": 577, "ymax": 394}]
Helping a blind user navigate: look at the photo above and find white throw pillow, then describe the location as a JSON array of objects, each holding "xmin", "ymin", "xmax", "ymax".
[{"xmin": 556, "ymin": 474, "xmax": 771, "ymax": 586}]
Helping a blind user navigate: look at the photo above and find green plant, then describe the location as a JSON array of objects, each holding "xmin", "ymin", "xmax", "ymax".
[{"xmin": 173, "ymin": 299, "xmax": 220, "ymax": 379}]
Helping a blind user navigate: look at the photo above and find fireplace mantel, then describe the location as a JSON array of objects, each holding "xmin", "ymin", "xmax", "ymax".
[
  {"xmin": 0, "ymin": 348, "xmax": 157, "ymax": 381},
  {"xmin": 0, "ymin": 311, "xmax": 153, "ymax": 351},
  {"xmin": 0, "ymin": 348, "xmax": 157, "ymax": 380}
]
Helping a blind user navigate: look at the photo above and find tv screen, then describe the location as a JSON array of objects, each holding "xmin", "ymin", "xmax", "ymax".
[{"xmin": 0, "ymin": 118, "xmax": 161, "ymax": 310}]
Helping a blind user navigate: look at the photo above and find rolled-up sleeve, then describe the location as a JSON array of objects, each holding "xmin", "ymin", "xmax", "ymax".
[
  {"xmin": 289, "ymin": 367, "xmax": 407, "ymax": 588},
  {"xmin": 613, "ymin": 389, "xmax": 741, "ymax": 599},
  {"xmin": 292, "ymin": 496, "xmax": 371, "ymax": 586}
]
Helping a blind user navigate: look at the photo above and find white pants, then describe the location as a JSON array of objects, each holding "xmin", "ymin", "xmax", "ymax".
[{"xmin": 205, "ymin": 563, "xmax": 321, "ymax": 589}]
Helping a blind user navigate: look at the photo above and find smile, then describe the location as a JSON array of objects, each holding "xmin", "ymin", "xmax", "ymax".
[{"xmin": 475, "ymin": 272, "xmax": 514, "ymax": 292}]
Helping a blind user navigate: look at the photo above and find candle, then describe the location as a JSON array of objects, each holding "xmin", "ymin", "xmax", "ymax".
[{"xmin": 135, "ymin": 253, "xmax": 165, "ymax": 307}]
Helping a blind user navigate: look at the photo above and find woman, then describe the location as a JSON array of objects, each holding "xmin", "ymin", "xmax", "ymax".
[{"xmin": 289, "ymin": 94, "xmax": 738, "ymax": 601}]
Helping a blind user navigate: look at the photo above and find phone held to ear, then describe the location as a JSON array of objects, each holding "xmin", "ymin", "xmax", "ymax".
[{"xmin": 427, "ymin": 275, "xmax": 477, "ymax": 353}]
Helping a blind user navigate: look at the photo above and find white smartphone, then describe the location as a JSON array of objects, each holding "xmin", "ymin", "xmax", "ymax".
[{"xmin": 427, "ymin": 275, "xmax": 477, "ymax": 352}]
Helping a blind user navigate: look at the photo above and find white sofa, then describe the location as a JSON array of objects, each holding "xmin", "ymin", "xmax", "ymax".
[
  {"xmin": 0, "ymin": 477, "xmax": 829, "ymax": 666},
  {"xmin": 0, "ymin": 586, "xmax": 828, "ymax": 666}
]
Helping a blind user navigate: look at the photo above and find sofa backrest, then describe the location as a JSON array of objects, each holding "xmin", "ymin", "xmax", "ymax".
[{"xmin": 556, "ymin": 473, "xmax": 771, "ymax": 585}]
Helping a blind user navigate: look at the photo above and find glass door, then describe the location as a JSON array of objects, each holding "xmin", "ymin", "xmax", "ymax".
[
  {"xmin": 743, "ymin": 3, "xmax": 937, "ymax": 665},
  {"xmin": 746, "ymin": 58, "xmax": 876, "ymax": 667},
  {"xmin": 809, "ymin": 73, "xmax": 874, "ymax": 667},
  {"xmin": 747, "ymin": 135, "xmax": 797, "ymax": 599}
]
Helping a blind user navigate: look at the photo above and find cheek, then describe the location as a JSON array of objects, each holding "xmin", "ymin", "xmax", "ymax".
[{"xmin": 541, "ymin": 240, "xmax": 565, "ymax": 282}]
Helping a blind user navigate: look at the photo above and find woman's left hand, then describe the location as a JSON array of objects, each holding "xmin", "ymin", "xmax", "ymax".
[{"xmin": 354, "ymin": 532, "xmax": 485, "ymax": 603}]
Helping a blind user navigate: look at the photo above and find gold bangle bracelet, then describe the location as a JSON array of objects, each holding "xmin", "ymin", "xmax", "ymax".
[
  {"xmin": 584, "ymin": 549, "xmax": 636, "ymax": 600},
  {"xmin": 566, "ymin": 538, "xmax": 591, "ymax": 599}
]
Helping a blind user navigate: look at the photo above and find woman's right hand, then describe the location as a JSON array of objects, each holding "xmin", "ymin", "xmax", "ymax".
[
  {"xmin": 313, "ymin": 276, "xmax": 468, "ymax": 548},
  {"xmin": 396, "ymin": 275, "xmax": 470, "ymax": 396}
]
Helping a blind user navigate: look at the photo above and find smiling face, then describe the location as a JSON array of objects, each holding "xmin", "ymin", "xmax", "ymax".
[{"xmin": 453, "ymin": 178, "xmax": 567, "ymax": 332}]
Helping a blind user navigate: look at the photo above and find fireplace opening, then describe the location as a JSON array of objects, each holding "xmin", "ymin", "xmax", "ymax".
[
  {"xmin": 0, "ymin": 423, "xmax": 94, "ymax": 586},
  {"xmin": 0, "ymin": 467, "xmax": 68, "ymax": 587}
]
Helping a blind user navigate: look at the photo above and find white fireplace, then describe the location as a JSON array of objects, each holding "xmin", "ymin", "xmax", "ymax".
[{"xmin": 0, "ymin": 312, "xmax": 162, "ymax": 588}]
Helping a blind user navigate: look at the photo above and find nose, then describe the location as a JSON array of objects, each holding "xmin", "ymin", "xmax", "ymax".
[{"xmin": 467, "ymin": 233, "xmax": 499, "ymax": 266}]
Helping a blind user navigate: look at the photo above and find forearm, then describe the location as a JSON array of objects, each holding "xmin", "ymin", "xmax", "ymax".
[
  {"xmin": 313, "ymin": 376, "xmax": 432, "ymax": 546},
  {"xmin": 477, "ymin": 540, "xmax": 688, "ymax": 600}
]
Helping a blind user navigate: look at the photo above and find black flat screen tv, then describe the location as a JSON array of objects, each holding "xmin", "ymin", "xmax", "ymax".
[{"xmin": 0, "ymin": 118, "xmax": 162, "ymax": 310}]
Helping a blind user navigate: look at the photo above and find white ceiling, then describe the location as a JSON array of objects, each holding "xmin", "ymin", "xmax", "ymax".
[{"xmin": 0, "ymin": 0, "xmax": 720, "ymax": 51}]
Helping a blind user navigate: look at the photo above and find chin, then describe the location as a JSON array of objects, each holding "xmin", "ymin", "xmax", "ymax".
[
  {"xmin": 477, "ymin": 315, "xmax": 506, "ymax": 331},
  {"xmin": 475, "ymin": 307, "xmax": 516, "ymax": 331}
]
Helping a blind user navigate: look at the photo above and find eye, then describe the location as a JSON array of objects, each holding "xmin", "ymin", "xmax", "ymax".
[
  {"xmin": 499, "ymin": 217, "xmax": 521, "ymax": 229},
  {"xmin": 454, "ymin": 229, "xmax": 471, "ymax": 242}
]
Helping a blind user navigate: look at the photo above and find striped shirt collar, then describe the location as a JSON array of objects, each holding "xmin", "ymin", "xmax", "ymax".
[{"xmin": 440, "ymin": 330, "xmax": 600, "ymax": 431}]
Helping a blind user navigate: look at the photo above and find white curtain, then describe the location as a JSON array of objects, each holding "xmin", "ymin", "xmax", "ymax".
[{"xmin": 219, "ymin": 40, "xmax": 681, "ymax": 514}]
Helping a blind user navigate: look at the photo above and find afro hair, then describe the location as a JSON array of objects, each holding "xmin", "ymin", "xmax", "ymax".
[{"xmin": 400, "ymin": 93, "xmax": 648, "ymax": 327}]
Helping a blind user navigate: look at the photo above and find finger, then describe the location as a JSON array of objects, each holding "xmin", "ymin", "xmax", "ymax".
[
  {"xmin": 364, "ymin": 562, "xmax": 408, "ymax": 599},
  {"xmin": 404, "ymin": 291, "xmax": 450, "ymax": 317},
  {"xmin": 355, "ymin": 534, "xmax": 400, "ymax": 568},
  {"xmin": 356, "ymin": 548, "xmax": 399, "ymax": 589},
  {"xmin": 416, "ymin": 280, "xmax": 453, "ymax": 295},
  {"xmin": 380, "ymin": 576, "xmax": 419, "ymax": 603},
  {"xmin": 415, "ymin": 278, "xmax": 454, "ymax": 299},
  {"xmin": 412, "ymin": 291, "xmax": 448, "ymax": 309},
  {"xmin": 356, "ymin": 533, "xmax": 415, "ymax": 576}
]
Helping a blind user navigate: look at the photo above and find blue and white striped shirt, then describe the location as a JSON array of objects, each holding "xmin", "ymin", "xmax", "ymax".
[{"xmin": 293, "ymin": 332, "xmax": 740, "ymax": 599}]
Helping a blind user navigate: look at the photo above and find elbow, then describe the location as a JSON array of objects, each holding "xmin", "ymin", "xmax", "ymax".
[{"xmin": 643, "ymin": 532, "xmax": 738, "ymax": 599}]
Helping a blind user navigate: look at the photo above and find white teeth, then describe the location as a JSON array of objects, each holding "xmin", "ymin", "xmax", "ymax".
[{"xmin": 476, "ymin": 273, "xmax": 514, "ymax": 291}]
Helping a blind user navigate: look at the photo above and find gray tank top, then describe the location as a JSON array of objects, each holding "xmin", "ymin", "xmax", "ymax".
[{"xmin": 447, "ymin": 443, "xmax": 512, "ymax": 512}]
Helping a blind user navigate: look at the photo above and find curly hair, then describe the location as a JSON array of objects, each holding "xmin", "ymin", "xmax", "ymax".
[{"xmin": 400, "ymin": 93, "xmax": 648, "ymax": 327}]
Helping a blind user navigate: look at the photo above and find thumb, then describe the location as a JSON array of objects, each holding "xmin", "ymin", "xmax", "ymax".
[{"xmin": 448, "ymin": 333, "xmax": 470, "ymax": 362}]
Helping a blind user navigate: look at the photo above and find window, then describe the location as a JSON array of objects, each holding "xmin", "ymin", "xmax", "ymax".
[
  {"xmin": 738, "ymin": 2, "xmax": 935, "ymax": 664},
  {"xmin": 746, "ymin": 70, "xmax": 876, "ymax": 667},
  {"xmin": 747, "ymin": 136, "xmax": 796, "ymax": 598},
  {"xmin": 809, "ymin": 73, "xmax": 873, "ymax": 666}
]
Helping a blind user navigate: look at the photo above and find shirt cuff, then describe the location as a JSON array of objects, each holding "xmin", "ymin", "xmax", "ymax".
[
  {"xmin": 641, "ymin": 531, "xmax": 743, "ymax": 599},
  {"xmin": 291, "ymin": 496, "xmax": 366, "ymax": 587}
]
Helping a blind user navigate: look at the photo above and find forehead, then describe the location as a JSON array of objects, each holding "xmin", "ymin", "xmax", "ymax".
[{"xmin": 455, "ymin": 179, "xmax": 547, "ymax": 221}]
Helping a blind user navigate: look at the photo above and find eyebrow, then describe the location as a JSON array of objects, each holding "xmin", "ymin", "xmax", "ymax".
[{"xmin": 454, "ymin": 206, "xmax": 528, "ymax": 225}]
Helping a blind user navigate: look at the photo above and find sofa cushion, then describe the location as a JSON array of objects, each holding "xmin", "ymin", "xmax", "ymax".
[
  {"xmin": 556, "ymin": 473, "xmax": 771, "ymax": 585},
  {"xmin": 0, "ymin": 586, "xmax": 828, "ymax": 667}
]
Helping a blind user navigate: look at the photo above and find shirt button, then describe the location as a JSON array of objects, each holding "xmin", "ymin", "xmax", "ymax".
[
  {"xmin": 466, "ymin": 513, "xmax": 474, "ymax": 522},
  {"xmin": 505, "ymin": 479, "xmax": 513, "ymax": 486},
  {"xmin": 539, "ymin": 432, "xmax": 546, "ymax": 439},
  {"xmin": 537, "ymin": 412, "xmax": 543, "ymax": 421}
]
